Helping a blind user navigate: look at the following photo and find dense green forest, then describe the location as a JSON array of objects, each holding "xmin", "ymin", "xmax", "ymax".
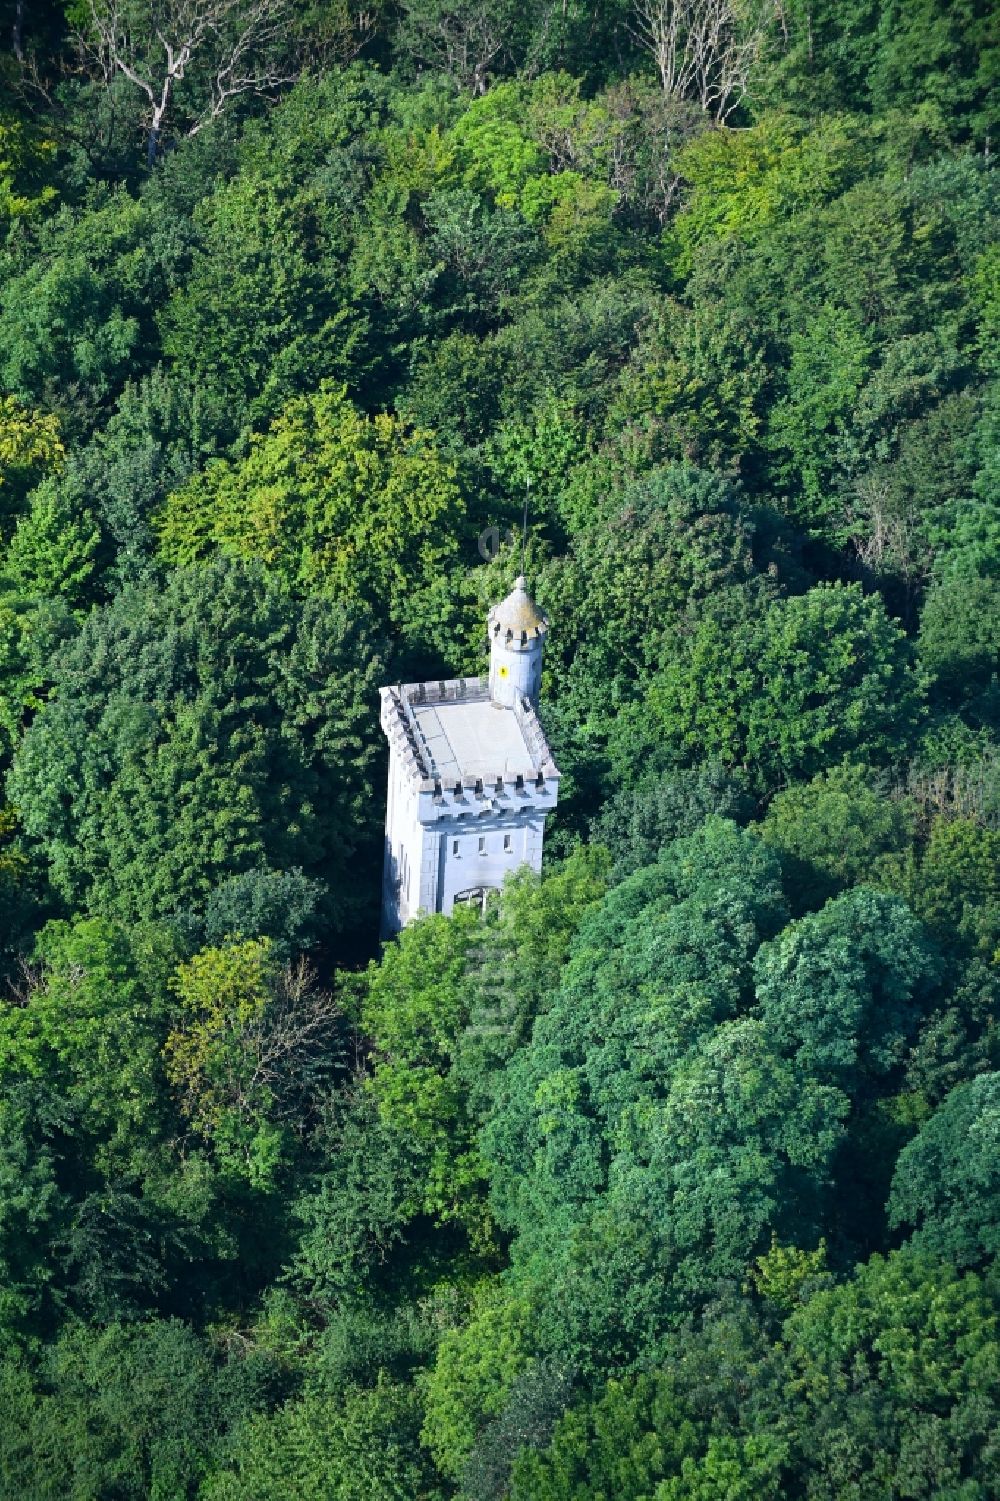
[{"xmin": 0, "ymin": 0, "xmax": 997, "ymax": 1495}]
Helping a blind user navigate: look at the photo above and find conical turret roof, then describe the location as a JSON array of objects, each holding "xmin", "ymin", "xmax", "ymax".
[{"xmin": 489, "ymin": 576, "xmax": 548, "ymax": 640}]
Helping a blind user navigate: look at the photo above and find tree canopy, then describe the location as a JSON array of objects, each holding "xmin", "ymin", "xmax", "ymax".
[{"xmin": 0, "ymin": 0, "xmax": 996, "ymax": 1492}]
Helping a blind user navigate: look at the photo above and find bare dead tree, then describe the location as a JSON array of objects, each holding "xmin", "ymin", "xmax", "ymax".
[
  {"xmin": 168, "ymin": 956, "xmax": 344, "ymax": 1150},
  {"xmin": 240, "ymin": 957, "xmax": 344, "ymax": 1132},
  {"xmin": 77, "ymin": 0, "xmax": 301, "ymax": 165},
  {"xmin": 4, "ymin": 954, "xmax": 45, "ymax": 1008},
  {"xmin": 397, "ymin": 0, "xmax": 513, "ymax": 97},
  {"xmin": 903, "ymin": 750, "xmax": 1000, "ymax": 835},
  {"xmin": 844, "ymin": 473, "xmax": 929, "ymax": 628},
  {"xmin": 628, "ymin": 0, "xmax": 779, "ymax": 121},
  {"xmin": 604, "ymin": 79, "xmax": 704, "ymax": 223}
]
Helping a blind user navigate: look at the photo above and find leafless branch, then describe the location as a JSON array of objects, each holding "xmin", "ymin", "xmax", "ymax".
[
  {"xmin": 78, "ymin": 0, "xmax": 299, "ymax": 163},
  {"xmin": 628, "ymin": 0, "xmax": 778, "ymax": 121},
  {"xmin": 239, "ymin": 957, "xmax": 343, "ymax": 1127}
]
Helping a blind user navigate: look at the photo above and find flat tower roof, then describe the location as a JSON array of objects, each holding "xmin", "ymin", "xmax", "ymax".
[
  {"xmin": 411, "ymin": 697, "xmax": 536, "ymax": 782},
  {"xmin": 379, "ymin": 676, "xmax": 560, "ymax": 790}
]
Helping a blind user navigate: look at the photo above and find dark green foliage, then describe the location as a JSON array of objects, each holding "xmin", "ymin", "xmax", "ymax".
[
  {"xmin": 9, "ymin": 558, "xmax": 385, "ymax": 927},
  {"xmin": 514, "ymin": 1251, "xmax": 1000, "ymax": 1501},
  {"xmin": 57, "ymin": 367, "xmax": 236, "ymax": 585},
  {"xmin": 479, "ymin": 824, "xmax": 841, "ymax": 1364},
  {"xmin": 889, "ymin": 1073, "xmax": 1000, "ymax": 1266},
  {"xmin": 0, "ymin": 1319, "xmax": 280, "ymax": 1501},
  {"xmin": 782, "ymin": 1250, "xmax": 1000, "ymax": 1498},
  {"xmin": 754, "ymin": 888, "xmax": 939, "ymax": 1094},
  {"xmin": 0, "ymin": 189, "xmax": 190, "ymax": 431},
  {"xmin": 461, "ymin": 1359, "xmax": 575, "ymax": 1501},
  {"xmin": 644, "ymin": 583, "xmax": 926, "ymax": 791},
  {"xmin": 200, "ymin": 869, "xmax": 330, "ymax": 962},
  {"xmin": 0, "ymin": 5, "xmax": 995, "ymax": 1493},
  {"xmin": 287, "ymin": 1085, "xmax": 431, "ymax": 1306},
  {"xmin": 591, "ymin": 762, "xmax": 754, "ymax": 881},
  {"xmin": 758, "ymin": 761, "xmax": 915, "ymax": 911}
]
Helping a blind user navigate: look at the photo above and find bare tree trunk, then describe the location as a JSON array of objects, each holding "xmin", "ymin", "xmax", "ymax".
[
  {"xmin": 147, "ymin": 115, "xmax": 162, "ymax": 166},
  {"xmin": 12, "ymin": 0, "xmax": 24, "ymax": 63}
]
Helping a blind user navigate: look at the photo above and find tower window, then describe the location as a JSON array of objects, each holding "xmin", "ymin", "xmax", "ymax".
[
  {"xmin": 504, "ymin": 834, "xmax": 512, "ymax": 852},
  {"xmin": 478, "ymin": 836, "xmax": 486, "ymax": 853},
  {"xmin": 453, "ymin": 840, "xmax": 460, "ymax": 855}
]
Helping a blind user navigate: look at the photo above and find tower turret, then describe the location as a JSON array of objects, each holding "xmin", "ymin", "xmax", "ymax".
[{"xmin": 488, "ymin": 575, "xmax": 547, "ymax": 708}]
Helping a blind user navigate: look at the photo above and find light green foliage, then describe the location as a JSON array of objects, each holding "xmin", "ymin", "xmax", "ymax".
[
  {"xmin": 452, "ymin": 846, "xmax": 611, "ymax": 1129},
  {"xmin": 670, "ymin": 113, "xmax": 863, "ymax": 276},
  {"xmin": 157, "ymin": 384, "xmax": 466, "ymax": 640},
  {"xmin": 510, "ymin": 1370, "xmax": 701, "ymax": 1500},
  {"xmin": 750, "ymin": 1234, "xmax": 829, "ymax": 1311},
  {"xmin": 165, "ymin": 939, "xmax": 288, "ymax": 1186},
  {"xmin": 205, "ymin": 1375, "xmax": 440, "ymax": 1501},
  {"xmin": 0, "ymin": 114, "xmax": 57, "ymax": 225},
  {"xmin": 447, "ymin": 83, "xmax": 547, "ymax": 204},
  {"xmin": 0, "ymin": 919, "xmax": 166, "ymax": 1154},
  {"xmin": 361, "ymin": 906, "xmax": 484, "ymax": 1230},
  {"xmin": 509, "ymin": 1349, "xmax": 784, "ymax": 1501},
  {"xmin": 361, "ymin": 850, "xmax": 607, "ymax": 1237},
  {"xmin": 971, "ymin": 242, "xmax": 1000, "ymax": 372},
  {"xmin": 420, "ymin": 1279, "xmax": 533, "ymax": 1481},
  {"xmin": 4, "ymin": 479, "xmax": 104, "ymax": 609},
  {"xmin": 515, "ymin": 1250, "xmax": 1000, "ymax": 1501},
  {"xmin": 9, "ymin": 558, "xmax": 384, "ymax": 924},
  {"xmin": 647, "ymin": 583, "xmax": 926, "ymax": 790},
  {"xmin": 0, "ymin": 396, "xmax": 65, "ymax": 532},
  {"xmin": 143, "ymin": 928, "xmax": 341, "ymax": 1200}
]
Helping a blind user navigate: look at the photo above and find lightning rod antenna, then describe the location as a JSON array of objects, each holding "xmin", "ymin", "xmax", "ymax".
[{"xmin": 521, "ymin": 477, "xmax": 530, "ymax": 580}]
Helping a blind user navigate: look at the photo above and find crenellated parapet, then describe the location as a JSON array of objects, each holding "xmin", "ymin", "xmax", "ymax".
[{"xmin": 379, "ymin": 580, "xmax": 559, "ymax": 935}]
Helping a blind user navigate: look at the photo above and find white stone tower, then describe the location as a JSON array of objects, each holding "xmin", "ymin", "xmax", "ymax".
[{"xmin": 379, "ymin": 578, "xmax": 560, "ymax": 936}]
